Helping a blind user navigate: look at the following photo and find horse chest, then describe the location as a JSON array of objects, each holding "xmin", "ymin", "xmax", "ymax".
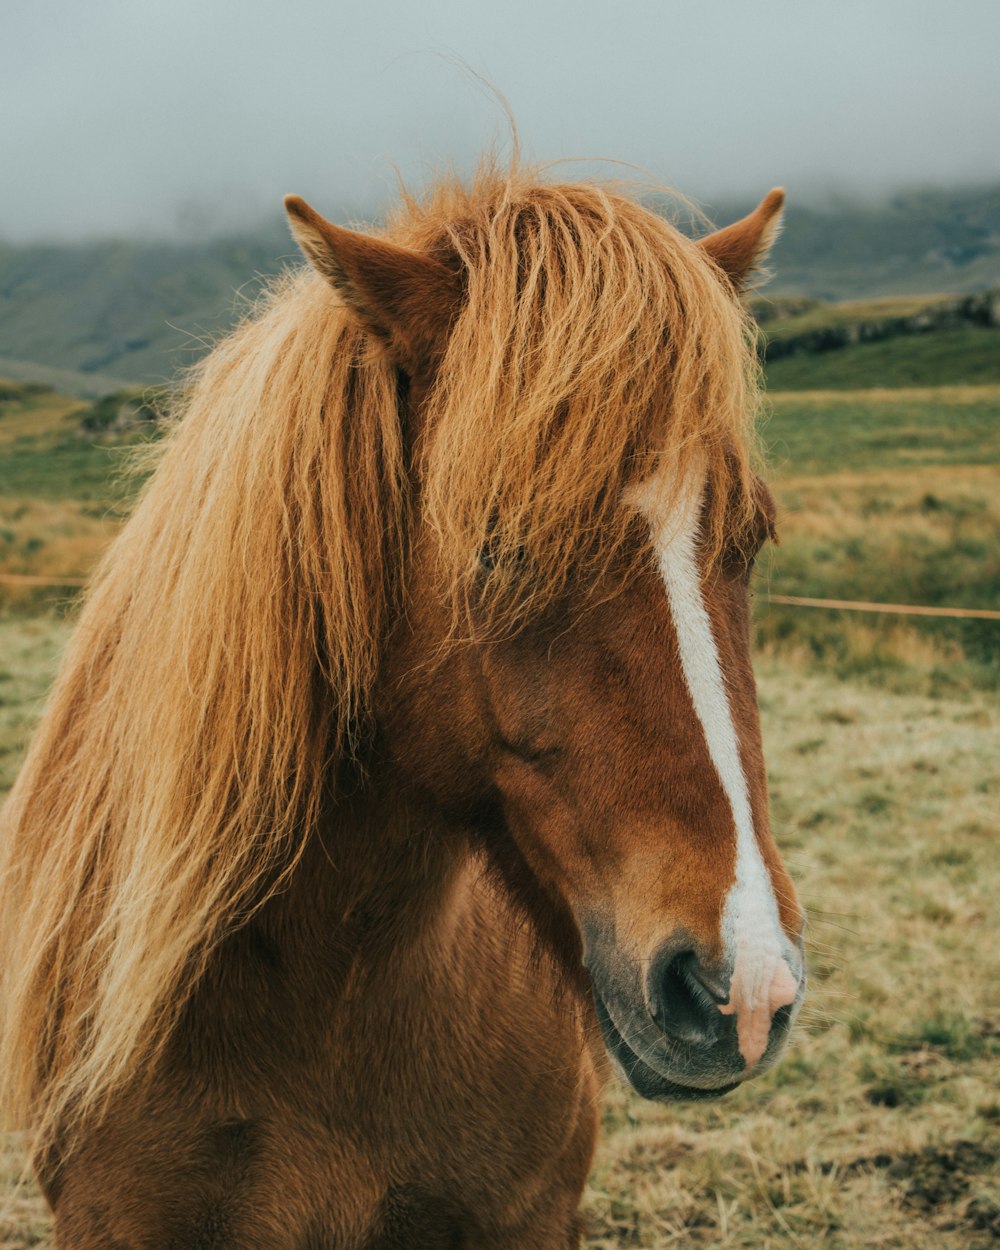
[{"xmin": 45, "ymin": 899, "xmax": 599, "ymax": 1248}]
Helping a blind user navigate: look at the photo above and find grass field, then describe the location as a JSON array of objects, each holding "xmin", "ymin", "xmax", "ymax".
[
  {"xmin": 757, "ymin": 386, "xmax": 1000, "ymax": 693},
  {"xmin": 764, "ymin": 327, "xmax": 1000, "ymax": 391},
  {"xmin": 1, "ymin": 334, "xmax": 999, "ymax": 1247}
]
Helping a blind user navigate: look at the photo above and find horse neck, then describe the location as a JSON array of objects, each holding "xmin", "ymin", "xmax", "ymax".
[
  {"xmin": 218, "ymin": 762, "xmax": 475, "ymax": 1009},
  {"xmin": 176, "ymin": 761, "xmax": 585, "ymax": 1088}
]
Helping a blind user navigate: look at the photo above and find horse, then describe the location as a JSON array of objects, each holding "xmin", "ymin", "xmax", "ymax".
[{"xmin": 0, "ymin": 160, "xmax": 804, "ymax": 1248}]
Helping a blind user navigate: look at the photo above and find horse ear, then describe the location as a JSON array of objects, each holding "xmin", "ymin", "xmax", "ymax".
[
  {"xmin": 698, "ymin": 188, "xmax": 785, "ymax": 291},
  {"xmin": 284, "ymin": 195, "xmax": 463, "ymax": 374}
]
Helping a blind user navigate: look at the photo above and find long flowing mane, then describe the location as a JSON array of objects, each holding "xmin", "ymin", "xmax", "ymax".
[{"xmin": 0, "ymin": 160, "xmax": 761, "ymax": 1149}]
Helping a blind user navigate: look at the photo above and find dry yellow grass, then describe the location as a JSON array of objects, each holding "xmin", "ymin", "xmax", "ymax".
[
  {"xmin": 584, "ymin": 663, "xmax": 999, "ymax": 1248},
  {"xmin": 0, "ymin": 616, "xmax": 73, "ymax": 794},
  {"xmin": 770, "ymin": 383, "xmax": 1000, "ymax": 406},
  {"xmin": 1, "ymin": 619, "xmax": 996, "ymax": 1249},
  {"xmin": 769, "ymin": 463, "xmax": 999, "ymax": 547},
  {"xmin": 0, "ymin": 498, "xmax": 117, "ymax": 578}
]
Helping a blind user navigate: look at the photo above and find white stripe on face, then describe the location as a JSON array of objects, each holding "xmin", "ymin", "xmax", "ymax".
[{"xmin": 629, "ymin": 473, "xmax": 797, "ymax": 1068}]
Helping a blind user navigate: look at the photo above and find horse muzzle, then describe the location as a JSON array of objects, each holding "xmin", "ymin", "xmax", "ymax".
[{"xmin": 586, "ymin": 938, "xmax": 805, "ymax": 1102}]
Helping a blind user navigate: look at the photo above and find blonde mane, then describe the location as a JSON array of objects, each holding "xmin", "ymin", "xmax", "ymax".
[{"xmin": 0, "ymin": 160, "xmax": 761, "ymax": 1148}]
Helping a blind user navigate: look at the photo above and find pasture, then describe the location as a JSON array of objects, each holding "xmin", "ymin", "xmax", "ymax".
[{"xmin": 1, "ymin": 345, "xmax": 998, "ymax": 1246}]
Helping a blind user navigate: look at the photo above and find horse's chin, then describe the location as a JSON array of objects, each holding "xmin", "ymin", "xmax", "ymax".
[{"xmin": 591, "ymin": 990, "xmax": 741, "ymax": 1103}]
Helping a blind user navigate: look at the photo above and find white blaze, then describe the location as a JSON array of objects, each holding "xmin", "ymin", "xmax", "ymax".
[{"xmin": 630, "ymin": 473, "xmax": 797, "ymax": 1068}]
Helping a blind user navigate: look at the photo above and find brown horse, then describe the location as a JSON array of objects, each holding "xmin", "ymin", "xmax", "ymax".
[{"xmin": 0, "ymin": 161, "xmax": 803, "ymax": 1248}]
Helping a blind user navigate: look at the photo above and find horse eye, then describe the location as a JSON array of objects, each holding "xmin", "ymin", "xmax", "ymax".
[{"xmin": 496, "ymin": 734, "xmax": 563, "ymax": 769}]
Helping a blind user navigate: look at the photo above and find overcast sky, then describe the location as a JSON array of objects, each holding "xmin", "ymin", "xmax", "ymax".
[{"xmin": 4, "ymin": 0, "xmax": 999, "ymax": 241}]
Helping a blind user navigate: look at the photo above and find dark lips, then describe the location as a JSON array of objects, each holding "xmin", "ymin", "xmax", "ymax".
[{"xmin": 592, "ymin": 990, "xmax": 741, "ymax": 1103}]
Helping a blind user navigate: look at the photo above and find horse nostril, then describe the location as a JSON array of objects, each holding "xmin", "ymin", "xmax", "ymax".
[
  {"xmin": 649, "ymin": 949, "xmax": 724, "ymax": 1045},
  {"xmin": 771, "ymin": 1001, "xmax": 795, "ymax": 1033}
]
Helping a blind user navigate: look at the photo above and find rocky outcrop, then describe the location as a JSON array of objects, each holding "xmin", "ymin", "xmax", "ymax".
[
  {"xmin": 759, "ymin": 290, "xmax": 1000, "ymax": 361},
  {"xmin": 79, "ymin": 388, "xmax": 169, "ymax": 433}
]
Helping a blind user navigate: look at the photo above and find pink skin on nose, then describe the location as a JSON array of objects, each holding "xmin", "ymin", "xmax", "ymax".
[{"xmin": 718, "ymin": 955, "xmax": 799, "ymax": 1068}]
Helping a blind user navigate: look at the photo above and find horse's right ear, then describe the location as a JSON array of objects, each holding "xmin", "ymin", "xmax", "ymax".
[
  {"xmin": 284, "ymin": 195, "xmax": 464, "ymax": 375},
  {"xmin": 698, "ymin": 188, "xmax": 785, "ymax": 292}
]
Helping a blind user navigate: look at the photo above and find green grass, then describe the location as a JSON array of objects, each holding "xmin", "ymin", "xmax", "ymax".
[
  {"xmin": 762, "ymin": 385, "xmax": 1000, "ymax": 475},
  {"xmin": 765, "ymin": 327, "xmax": 1000, "ymax": 391},
  {"xmin": 0, "ymin": 387, "xmax": 148, "ymax": 502}
]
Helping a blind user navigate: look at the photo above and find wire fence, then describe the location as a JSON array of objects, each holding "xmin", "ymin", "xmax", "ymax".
[{"xmin": 766, "ymin": 594, "xmax": 1000, "ymax": 622}]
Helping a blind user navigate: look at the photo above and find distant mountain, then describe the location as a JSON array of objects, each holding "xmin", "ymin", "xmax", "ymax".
[
  {"xmin": 0, "ymin": 225, "xmax": 294, "ymax": 390},
  {"xmin": 736, "ymin": 183, "xmax": 1000, "ymax": 302},
  {"xmin": 1, "ymin": 184, "xmax": 997, "ymax": 393}
]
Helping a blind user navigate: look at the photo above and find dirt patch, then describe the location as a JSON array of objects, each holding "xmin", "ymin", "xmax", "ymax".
[
  {"xmin": 886, "ymin": 1141, "xmax": 996, "ymax": 1212},
  {"xmin": 792, "ymin": 1138, "xmax": 996, "ymax": 1195},
  {"xmin": 957, "ymin": 1197, "xmax": 1000, "ymax": 1237}
]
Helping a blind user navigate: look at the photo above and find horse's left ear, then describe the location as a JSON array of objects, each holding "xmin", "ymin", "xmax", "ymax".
[
  {"xmin": 698, "ymin": 188, "xmax": 785, "ymax": 292},
  {"xmin": 284, "ymin": 195, "xmax": 464, "ymax": 375}
]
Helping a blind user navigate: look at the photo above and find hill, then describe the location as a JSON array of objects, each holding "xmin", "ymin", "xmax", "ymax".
[
  {"xmin": 756, "ymin": 290, "xmax": 1000, "ymax": 390},
  {"xmin": 729, "ymin": 182, "xmax": 1000, "ymax": 300},
  {"xmin": 1, "ymin": 182, "xmax": 998, "ymax": 392},
  {"xmin": 0, "ymin": 225, "xmax": 291, "ymax": 389}
]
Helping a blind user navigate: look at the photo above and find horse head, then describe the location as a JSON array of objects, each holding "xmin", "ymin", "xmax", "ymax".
[{"xmin": 286, "ymin": 183, "xmax": 804, "ymax": 1102}]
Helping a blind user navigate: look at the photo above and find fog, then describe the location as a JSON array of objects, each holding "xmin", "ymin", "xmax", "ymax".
[{"xmin": 4, "ymin": 0, "xmax": 999, "ymax": 241}]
